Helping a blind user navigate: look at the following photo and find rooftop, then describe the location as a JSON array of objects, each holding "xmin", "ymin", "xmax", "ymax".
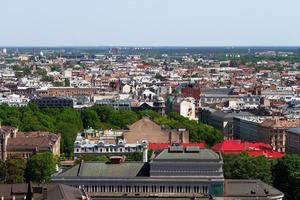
[
  {"xmin": 154, "ymin": 147, "xmax": 221, "ymax": 161},
  {"xmin": 225, "ymin": 179, "xmax": 284, "ymax": 198},
  {"xmin": 287, "ymin": 127, "xmax": 300, "ymax": 136},
  {"xmin": 58, "ymin": 162, "xmax": 148, "ymax": 178}
]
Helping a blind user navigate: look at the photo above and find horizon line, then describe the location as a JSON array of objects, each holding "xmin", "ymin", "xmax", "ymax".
[{"xmin": 1, "ymin": 45, "xmax": 300, "ymax": 49}]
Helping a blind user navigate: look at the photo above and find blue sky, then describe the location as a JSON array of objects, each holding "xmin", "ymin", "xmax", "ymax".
[{"xmin": 1, "ymin": 0, "xmax": 300, "ymax": 46}]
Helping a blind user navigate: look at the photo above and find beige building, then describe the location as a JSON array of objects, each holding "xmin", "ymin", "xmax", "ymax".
[
  {"xmin": 123, "ymin": 116, "xmax": 189, "ymax": 144},
  {"xmin": 0, "ymin": 125, "xmax": 60, "ymax": 160},
  {"xmin": 259, "ymin": 118, "xmax": 300, "ymax": 152}
]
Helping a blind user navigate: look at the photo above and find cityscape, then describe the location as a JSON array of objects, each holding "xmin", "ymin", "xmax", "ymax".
[{"xmin": 1, "ymin": 0, "xmax": 300, "ymax": 200}]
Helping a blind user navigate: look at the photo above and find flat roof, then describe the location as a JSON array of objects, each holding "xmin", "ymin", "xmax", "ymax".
[{"xmin": 154, "ymin": 148, "xmax": 221, "ymax": 161}]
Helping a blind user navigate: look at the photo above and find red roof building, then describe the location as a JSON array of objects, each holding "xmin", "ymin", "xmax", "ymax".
[{"xmin": 212, "ymin": 140, "xmax": 284, "ymax": 159}]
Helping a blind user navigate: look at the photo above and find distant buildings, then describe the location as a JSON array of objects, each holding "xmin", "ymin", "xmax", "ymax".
[
  {"xmin": 199, "ymin": 108, "xmax": 254, "ymax": 139},
  {"xmin": 30, "ymin": 96, "xmax": 73, "ymax": 108}
]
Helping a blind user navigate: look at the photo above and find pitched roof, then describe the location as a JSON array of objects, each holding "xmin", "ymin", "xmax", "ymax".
[
  {"xmin": 123, "ymin": 117, "xmax": 170, "ymax": 143},
  {"xmin": 7, "ymin": 132, "xmax": 59, "ymax": 151},
  {"xmin": 58, "ymin": 162, "xmax": 148, "ymax": 178},
  {"xmin": 225, "ymin": 179, "xmax": 284, "ymax": 198},
  {"xmin": 212, "ymin": 140, "xmax": 284, "ymax": 159}
]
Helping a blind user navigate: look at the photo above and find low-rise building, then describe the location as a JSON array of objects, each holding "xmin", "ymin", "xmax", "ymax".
[{"xmin": 0, "ymin": 125, "xmax": 60, "ymax": 160}]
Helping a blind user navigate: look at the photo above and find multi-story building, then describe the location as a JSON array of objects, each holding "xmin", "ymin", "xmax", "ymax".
[
  {"xmin": 30, "ymin": 96, "xmax": 73, "ymax": 108},
  {"xmin": 286, "ymin": 127, "xmax": 300, "ymax": 155},
  {"xmin": 37, "ymin": 87, "xmax": 99, "ymax": 97},
  {"xmin": 259, "ymin": 118, "xmax": 300, "ymax": 152},
  {"xmin": 95, "ymin": 99, "xmax": 132, "ymax": 110},
  {"xmin": 233, "ymin": 116, "xmax": 300, "ymax": 152},
  {"xmin": 233, "ymin": 116, "xmax": 268, "ymax": 142},
  {"xmin": 199, "ymin": 108, "xmax": 254, "ymax": 139},
  {"xmin": 0, "ymin": 125, "xmax": 60, "ymax": 160},
  {"xmin": 172, "ymin": 97, "xmax": 196, "ymax": 120}
]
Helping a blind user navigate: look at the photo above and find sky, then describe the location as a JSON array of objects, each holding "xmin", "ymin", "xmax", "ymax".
[{"xmin": 1, "ymin": 0, "xmax": 300, "ymax": 46}]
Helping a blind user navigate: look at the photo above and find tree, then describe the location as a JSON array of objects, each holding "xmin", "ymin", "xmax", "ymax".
[
  {"xmin": 64, "ymin": 78, "xmax": 70, "ymax": 86},
  {"xmin": 25, "ymin": 152, "xmax": 57, "ymax": 183},
  {"xmin": 223, "ymin": 153, "xmax": 273, "ymax": 184},
  {"xmin": 0, "ymin": 160, "xmax": 6, "ymax": 183},
  {"xmin": 5, "ymin": 155, "xmax": 27, "ymax": 183},
  {"xmin": 272, "ymin": 155, "xmax": 300, "ymax": 200}
]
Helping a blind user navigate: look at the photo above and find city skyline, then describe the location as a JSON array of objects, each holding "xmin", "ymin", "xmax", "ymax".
[{"xmin": 1, "ymin": 0, "xmax": 300, "ymax": 46}]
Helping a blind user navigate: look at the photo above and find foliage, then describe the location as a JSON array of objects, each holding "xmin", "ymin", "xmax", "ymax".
[
  {"xmin": 223, "ymin": 153, "xmax": 273, "ymax": 184},
  {"xmin": 25, "ymin": 152, "xmax": 57, "ymax": 183},
  {"xmin": 52, "ymin": 81, "xmax": 64, "ymax": 87},
  {"xmin": 5, "ymin": 155, "xmax": 27, "ymax": 183},
  {"xmin": 125, "ymin": 150, "xmax": 153, "ymax": 161},
  {"xmin": 82, "ymin": 106, "xmax": 222, "ymax": 146},
  {"xmin": 82, "ymin": 106, "xmax": 139, "ymax": 129},
  {"xmin": 75, "ymin": 155, "xmax": 110, "ymax": 163},
  {"xmin": 0, "ymin": 104, "xmax": 82, "ymax": 157},
  {"xmin": 65, "ymin": 78, "xmax": 70, "ymax": 86},
  {"xmin": 0, "ymin": 160, "xmax": 5, "ymax": 183},
  {"xmin": 51, "ymin": 66, "xmax": 61, "ymax": 72},
  {"xmin": 272, "ymin": 155, "xmax": 300, "ymax": 200}
]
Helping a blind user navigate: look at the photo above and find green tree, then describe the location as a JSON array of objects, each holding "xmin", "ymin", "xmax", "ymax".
[
  {"xmin": 272, "ymin": 155, "xmax": 300, "ymax": 200},
  {"xmin": 64, "ymin": 78, "xmax": 70, "ymax": 86},
  {"xmin": 5, "ymin": 155, "xmax": 27, "ymax": 183},
  {"xmin": 53, "ymin": 81, "xmax": 64, "ymax": 87},
  {"xmin": 223, "ymin": 153, "xmax": 273, "ymax": 184},
  {"xmin": 25, "ymin": 152, "xmax": 57, "ymax": 183},
  {"xmin": 0, "ymin": 160, "xmax": 6, "ymax": 183}
]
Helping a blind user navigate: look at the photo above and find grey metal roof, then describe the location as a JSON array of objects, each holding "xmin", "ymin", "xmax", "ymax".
[
  {"xmin": 225, "ymin": 179, "xmax": 284, "ymax": 198},
  {"xmin": 202, "ymin": 88, "xmax": 233, "ymax": 95},
  {"xmin": 287, "ymin": 127, "xmax": 300, "ymax": 136},
  {"xmin": 58, "ymin": 162, "xmax": 147, "ymax": 178},
  {"xmin": 211, "ymin": 111, "xmax": 254, "ymax": 120},
  {"xmin": 154, "ymin": 148, "xmax": 221, "ymax": 161}
]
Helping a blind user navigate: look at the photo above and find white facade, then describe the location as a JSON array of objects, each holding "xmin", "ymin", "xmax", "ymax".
[{"xmin": 180, "ymin": 98, "xmax": 196, "ymax": 120}]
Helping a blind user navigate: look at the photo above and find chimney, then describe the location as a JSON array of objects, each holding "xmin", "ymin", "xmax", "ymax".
[
  {"xmin": 141, "ymin": 140, "xmax": 148, "ymax": 163},
  {"xmin": 142, "ymin": 146, "xmax": 148, "ymax": 163}
]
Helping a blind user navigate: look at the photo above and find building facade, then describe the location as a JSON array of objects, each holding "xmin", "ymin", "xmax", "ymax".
[
  {"xmin": 52, "ymin": 146, "xmax": 284, "ymax": 199},
  {"xmin": 286, "ymin": 128, "xmax": 300, "ymax": 155}
]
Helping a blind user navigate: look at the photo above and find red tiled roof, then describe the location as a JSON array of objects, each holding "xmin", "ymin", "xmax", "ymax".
[{"xmin": 212, "ymin": 140, "xmax": 284, "ymax": 159}]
